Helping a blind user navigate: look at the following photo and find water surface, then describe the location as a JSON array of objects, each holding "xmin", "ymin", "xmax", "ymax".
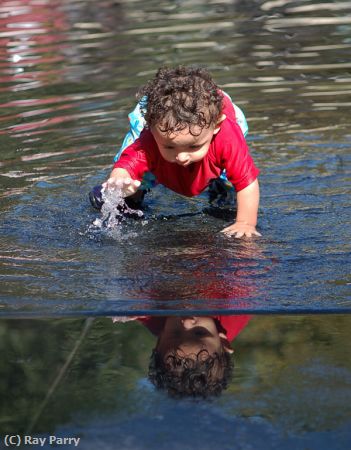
[
  {"xmin": 0, "ymin": 0, "xmax": 350, "ymax": 315},
  {"xmin": 1, "ymin": 314, "xmax": 350, "ymax": 449}
]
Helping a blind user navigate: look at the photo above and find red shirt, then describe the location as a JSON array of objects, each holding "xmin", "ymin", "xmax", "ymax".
[
  {"xmin": 138, "ymin": 315, "xmax": 251, "ymax": 343},
  {"xmin": 113, "ymin": 95, "xmax": 259, "ymax": 195}
]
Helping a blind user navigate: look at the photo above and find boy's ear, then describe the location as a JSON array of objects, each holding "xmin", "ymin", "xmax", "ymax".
[
  {"xmin": 219, "ymin": 332, "xmax": 234, "ymax": 354},
  {"xmin": 213, "ymin": 114, "xmax": 226, "ymax": 134}
]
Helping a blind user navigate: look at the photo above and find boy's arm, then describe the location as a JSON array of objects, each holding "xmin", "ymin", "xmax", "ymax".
[
  {"xmin": 104, "ymin": 135, "xmax": 151, "ymax": 197},
  {"xmin": 103, "ymin": 167, "xmax": 141, "ymax": 197},
  {"xmin": 221, "ymin": 179, "xmax": 261, "ymax": 238}
]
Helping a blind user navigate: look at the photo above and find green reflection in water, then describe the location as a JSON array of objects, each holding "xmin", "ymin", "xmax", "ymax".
[{"xmin": 0, "ymin": 315, "xmax": 350, "ymax": 436}]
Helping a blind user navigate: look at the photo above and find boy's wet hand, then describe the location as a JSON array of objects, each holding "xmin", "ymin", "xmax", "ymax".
[
  {"xmin": 220, "ymin": 221, "xmax": 261, "ymax": 239},
  {"xmin": 102, "ymin": 177, "xmax": 141, "ymax": 197}
]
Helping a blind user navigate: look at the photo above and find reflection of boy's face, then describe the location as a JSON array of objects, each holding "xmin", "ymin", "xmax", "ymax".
[{"xmin": 156, "ymin": 316, "xmax": 233, "ymax": 357}]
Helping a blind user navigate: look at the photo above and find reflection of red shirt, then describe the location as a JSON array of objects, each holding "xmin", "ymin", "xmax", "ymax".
[
  {"xmin": 114, "ymin": 95, "xmax": 259, "ymax": 196},
  {"xmin": 138, "ymin": 315, "xmax": 251, "ymax": 343}
]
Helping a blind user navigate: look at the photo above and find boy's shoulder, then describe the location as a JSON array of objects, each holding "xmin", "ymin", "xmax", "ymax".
[
  {"xmin": 215, "ymin": 315, "xmax": 251, "ymax": 342},
  {"xmin": 214, "ymin": 116, "xmax": 246, "ymax": 150},
  {"xmin": 221, "ymin": 93, "xmax": 237, "ymax": 122},
  {"xmin": 209, "ymin": 119, "xmax": 248, "ymax": 167}
]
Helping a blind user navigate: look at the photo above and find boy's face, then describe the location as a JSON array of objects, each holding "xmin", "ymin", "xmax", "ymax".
[
  {"xmin": 156, "ymin": 316, "xmax": 233, "ymax": 357},
  {"xmin": 151, "ymin": 116, "xmax": 225, "ymax": 167}
]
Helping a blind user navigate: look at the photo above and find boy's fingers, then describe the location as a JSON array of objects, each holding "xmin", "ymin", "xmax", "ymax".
[
  {"xmin": 221, "ymin": 228, "xmax": 236, "ymax": 235},
  {"xmin": 123, "ymin": 179, "xmax": 141, "ymax": 190},
  {"xmin": 222, "ymin": 229, "xmax": 239, "ymax": 236},
  {"xmin": 105, "ymin": 178, "xmax": 140, "ymax": 191},
  {"xmin": 221, "ymin": 228, "xmax": 262, "ymax": 238},
  {"xmin": 220, "ymin": 226, "xmax": 234, "ymax": 233},
  {"xmin": 117, "ymin": 178, "xmax": 129, "ymax": 188}
]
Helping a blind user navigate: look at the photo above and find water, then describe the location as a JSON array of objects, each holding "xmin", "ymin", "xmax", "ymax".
[
  {"xmin": 0, "ymin": 0, "xmax": 350, "ymax": 315},
  {"xmin": 0, "ymin": 0, "xmax": 350, "ymax": 448},
  {"xmin": 89, "ymin": 186, "xmax": 144, "ymax": 239},
  {"xmin": 1, "ymin": 315, "xmax": 350, "ymax": 449}
]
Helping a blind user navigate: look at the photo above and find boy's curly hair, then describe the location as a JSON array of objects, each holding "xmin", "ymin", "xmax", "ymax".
[
  {"xmin": 148, "ymin": 348, "xmax": 233, "ymax": 398},
  {"xmin": 137, "ymin": 66, "xmax": 224, "ymax": 136}
]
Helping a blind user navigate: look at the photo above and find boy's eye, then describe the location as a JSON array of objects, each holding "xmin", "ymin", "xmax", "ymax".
[{"xmin": 192, "ymin": 328, "xmax": 210, "ymax": 337}]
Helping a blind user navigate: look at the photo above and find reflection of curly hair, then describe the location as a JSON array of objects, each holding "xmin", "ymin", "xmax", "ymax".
[
  {"xmin": 137, "ymin": 66, "xmax": 224, "ymax": 135},
  {"xmin": 148, "ymin": 348, "xmax": 233, "ymax": 398}
]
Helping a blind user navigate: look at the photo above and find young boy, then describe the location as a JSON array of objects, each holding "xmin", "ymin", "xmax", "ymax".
[{"xmin": 93, "ymin": 66, "xmax": 261, "ymax": 238}]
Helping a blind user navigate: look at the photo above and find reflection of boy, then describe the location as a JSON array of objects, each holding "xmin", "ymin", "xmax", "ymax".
[
  {"xmin": 140, "ymin": 315, "xmax": 250, "ymax": 398},
  {"xmin": 96, "ymin": 66, "xmax": 260, "ymax": 238}
]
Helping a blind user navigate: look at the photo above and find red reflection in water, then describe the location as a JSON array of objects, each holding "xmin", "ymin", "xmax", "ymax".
[
  {"xmin": 0, "ymin": 0, "xmax": 69, "ymax": 92},
  {"xmin": 125, "ymin": 238, "xmax": 268, "ymax": 307}
]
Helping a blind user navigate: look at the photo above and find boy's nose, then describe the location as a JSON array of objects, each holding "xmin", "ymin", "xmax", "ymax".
[
  {"xmin": 181, "ymin": 317, "xmax": 198, "ymax": 329},
  {"xmin": 175, "ymin": 152, "xmax": 189, "ymax": 164}
]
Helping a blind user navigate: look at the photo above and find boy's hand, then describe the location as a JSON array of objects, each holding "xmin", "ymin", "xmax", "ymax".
[
  {"xmin": 221, "ymin": 179, "xmax": 261, "ymax": 238},
  {"xmin": 221, "ymin": 221, "xmax": 261, "ymax": 238},
  {"xmin": 103, "ymin": 168, "xmax": 141, "ymax": 197},
  {"xmin": 103, "ymin": 177, "xmax": 141, "ymax": 197}
]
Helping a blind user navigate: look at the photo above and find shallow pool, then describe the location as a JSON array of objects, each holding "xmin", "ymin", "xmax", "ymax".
[
  {"xmin": 0, "ymin": 0, "xmax": 350, "ymax": 315},
  {"xmin": 0, "ymin": 0, "xmax": 350, "ymax": 448}
]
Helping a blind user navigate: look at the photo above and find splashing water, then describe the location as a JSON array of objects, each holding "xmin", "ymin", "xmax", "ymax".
[{"xmin": 88, "ymin": 187, "xmax": 144, "ymax": 239}]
